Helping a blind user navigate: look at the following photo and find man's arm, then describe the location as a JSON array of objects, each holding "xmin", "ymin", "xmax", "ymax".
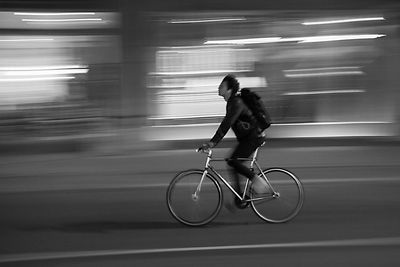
[{"xmin": 209, "ymin": 97, "xmax": 244, "ymax": 146}]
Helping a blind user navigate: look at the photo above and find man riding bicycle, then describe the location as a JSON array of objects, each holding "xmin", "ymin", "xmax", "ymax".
[{"xmin": 199, "ymin": 74, "xmax": 269, "ymax": 209}]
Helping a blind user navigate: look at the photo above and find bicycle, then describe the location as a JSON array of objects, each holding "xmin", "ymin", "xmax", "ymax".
[{"xmin": 166, "ymin": 142, "xmax": 305, "ymax": 226}]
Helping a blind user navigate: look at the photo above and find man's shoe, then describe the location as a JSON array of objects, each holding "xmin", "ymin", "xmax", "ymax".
[{"xmin": 235, "ymin": 195, "xmax": 250, "ymax": 209}]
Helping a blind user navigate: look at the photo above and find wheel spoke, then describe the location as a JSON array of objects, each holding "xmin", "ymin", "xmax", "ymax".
[
  {"xmin": 251, "ymin": 168, "xmax": 304, "ymax": 223},
  {"xmin": 167, "ymin": 170, "xmax": 222, "ymax": 226}
]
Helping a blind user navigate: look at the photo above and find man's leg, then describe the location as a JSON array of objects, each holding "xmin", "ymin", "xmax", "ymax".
[
  {"xmin": 227, "ymin": 138, "xmax": 261, "ymax": 199},
  {"xmin": 227, "ymin": 139, "xmax": 260, "ymax": 181},
  {"xmin": 225, "ymin": 136, "xmax": 265, "ymax": 210}
]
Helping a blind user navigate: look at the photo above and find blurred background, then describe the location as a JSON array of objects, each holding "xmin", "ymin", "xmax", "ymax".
[
  {"xmin": 0, "ymin": 0, "xmax": 398, "ymax": 153},
  {"xmin": 0, "ymin": 0, "xmax": 400, "ymax": 266}
]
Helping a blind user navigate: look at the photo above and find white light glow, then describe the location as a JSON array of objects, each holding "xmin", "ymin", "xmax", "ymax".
[
  {"xmin": 150, "ymin": 77, "xmax": 266, "ymax": 89},
  {"xmin": 150, "ymin": 69, "xmax": 251, "ymax": 76},
  {"xmin": 0, "ymin": 38, "xmax": 53, "ymax": 42},
  {"xmin": 204, "ymin": 34, "xmax": 385, "ymax": 45},
  {"xmin": 284, "ymin": 67, "xmax": 364, "ymax": 78},
  {"xmin": 302, "ymin": 17, "xmax": 385, "ymax": 25},
  {"xmin": 284, "ymin": 66, "xmax": 360, "ymax": 72},
  {"xmin": 26, "ymin": 21, "xmax": 106, "ymax": 25},
  {"xmin": 4, "ymin": 69, "xmax": 88, "ymax": 76},
  {"xmin": 169, "ymin": 17, "xmax": 246, "ymax": 24},
  {"xmin": 285, "ymin": 71, "xmax": 364, "ymax": 78},
  {"xmin": 282, "ymin": 90, "xmax": 365, "ymax": 96},
  {"xmin": 204, "ymin": 37, "xmax": 282, "ymax": 45},
  {"xmin": 14, "ymin": 12, "xmax": 96, "ymax": 16},
  {"xmin": 298, "ymin": 34, "xmax": 385, "ymax": 43},
  {"xmin": 0, "ymin": 65, "xmax": 86, "ymax": 71},
  {"xmin": 0, "ymin": 76, "xmax": 75, "ymax": 82},
  {"xmin": 22, "ymin": 18, "xmax": 102, "ymax": 22}
]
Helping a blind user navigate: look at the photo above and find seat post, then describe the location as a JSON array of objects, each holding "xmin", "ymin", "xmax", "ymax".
[{"xmin": 250, "ymin": 147, "xmax": 260, "ymax": 169}]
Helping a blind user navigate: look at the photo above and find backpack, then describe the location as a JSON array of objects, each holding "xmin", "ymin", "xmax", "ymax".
[{"xmin": 240, "ymin": 88, "xmax": 271, "ymax": 131}]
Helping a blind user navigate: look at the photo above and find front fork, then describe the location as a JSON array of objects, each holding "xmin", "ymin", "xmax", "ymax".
[
  {"xmin": 193, "ymin": 154, "xmax": 212, "ymax": 201},
  {"xmin": 192, "ymin": 169, "xmax": 208, "ymax": 201}
]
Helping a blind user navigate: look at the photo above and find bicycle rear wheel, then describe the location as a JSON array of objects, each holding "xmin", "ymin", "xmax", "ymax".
[
  {"xmin": 250, "ymin": 168, "xmax": 304, "ymax": 223},
  {"xmin": 167, "ymin": 169, "xmax": 222, "ymax": 226}
]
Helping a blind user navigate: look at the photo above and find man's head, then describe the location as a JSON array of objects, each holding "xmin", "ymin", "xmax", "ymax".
[{"xmin": 218, "ymin": 74, "xmax": 240, "ymax": 102}]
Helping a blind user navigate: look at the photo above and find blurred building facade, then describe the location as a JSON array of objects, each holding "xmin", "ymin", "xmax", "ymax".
[{"xmin": 0, "ymin": 0, "xmax": 399, "ymax": 152}]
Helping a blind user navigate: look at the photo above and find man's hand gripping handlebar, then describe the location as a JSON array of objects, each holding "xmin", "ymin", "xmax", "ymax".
[{"xmin": 196, "ymin": 142, "xmax": 215, "ymax": 153}]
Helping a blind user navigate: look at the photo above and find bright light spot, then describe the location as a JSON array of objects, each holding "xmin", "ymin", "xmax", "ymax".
[
  {"xmin": 204, "ymin": 34, "xmax": 385, "ymax": 45},
  {"xmin": 22, "ymin": 18, "xmax": 102, "ymax": 22},
  {"xmin": 0, "ymin": 38, "xmax": 54, "ymax": 42},
  {"xmin": 204, "ymin": 37, "xmax": 282, "ymax": 45},
  {"xmin": 0, "ymin": 65, "xmax": 86, "ymax": 71},
  {"xmin": 14, "ymin": 12, "xmax": 96, "ymax": 16},
  {"xmin": 3, "ymin": 69, "xmax": 88, "ymax": 76},
  {"xmin": 298, "ymin": 34, "xmax": 385, "ymax": 43},
  {"xmin": 0, "ymin": 76, "xmax": 75, "ymax": 82},
  {"xmin": 150, "ymin": 69, "xmax": 251, "ymax": 76},
  {"xmin": 302, "ymin": 17, "xmax": 385, "ymax": 25}
]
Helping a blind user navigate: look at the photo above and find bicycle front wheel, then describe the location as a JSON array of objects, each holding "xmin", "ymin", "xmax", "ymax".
[
  {"xmin": 167, "ymin": 169, "xmax": 222, "ymax": 226},
  {"xmin": 250, "ymin": 168, "xmax": 304, "ymax": 223}
]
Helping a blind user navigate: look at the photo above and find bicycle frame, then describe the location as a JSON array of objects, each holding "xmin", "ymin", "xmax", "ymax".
[{"xmin": 194, "ymin": 147, "xmax": 277, "ymax": 202}]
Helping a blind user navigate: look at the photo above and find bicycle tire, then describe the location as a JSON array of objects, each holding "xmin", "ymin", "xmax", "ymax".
[
  {"xmin": 250, "ymin": 168, "xmax": 304, "ymax": 223},
  {"xmin": 166, "ymin": 169, "xmax": 223, "ymax": 226}
]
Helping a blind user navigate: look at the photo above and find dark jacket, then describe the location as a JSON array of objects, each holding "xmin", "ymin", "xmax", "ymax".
[{"xmin": 210, "ymin": 95, "xmax": 259, "ymax": 144}]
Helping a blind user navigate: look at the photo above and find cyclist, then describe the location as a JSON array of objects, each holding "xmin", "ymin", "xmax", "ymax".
[{"xmin": 200, "ymin": 74, "xmax": 268, "ymax": 208}]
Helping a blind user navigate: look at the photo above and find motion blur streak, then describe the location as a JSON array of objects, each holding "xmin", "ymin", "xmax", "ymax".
[
  {"xmin": 0, "ymin": 38, "xmax": 53, "ymax": 42},
  {"xmin": 284, "ymin": 71, "xmax": 364, "ymax": 78},
  {"xmin": 4, "ymin": 69, "xmax": 88, "ymax": 76},
  {"xmin": 302, "ymin": 16, "xmax": 385, "ymax": 25},
  {"xmin": 298, "ymin": 34, "xmax": 385, "ymax": 43},
  {"xmin": 169, "ymin": 17, "xmax": 246, "ymax": 24},
  {"xmin": 205, "ymin": 37, "xmax": 282, "ymax": 45},
  {"xmin": 0, "ymin": 65, "xmax": 86, "ymax": 70},
  {"xmin": 282, "ymin": 89, "xmax": 365, "ymax": 95},
  {"xmin": 284, "ymin": 66, "xmax": 361, "ymax": 72},
  {"xmin": 14, "ymin": 12, "xmax": 96, "ymax": 16},
  {"xmin": 22, "ymin": 18, "xmax": 102, "ymax": 22},
  {"xmin": 150, "ymin": 70, "xmax": 251, "ymax": 75},
  {"xmin": 0, "ymin": 76, "xmax": 75, "ymax": 82},
  {"xmin": 205, "ymin": 34, "xmax": 385, "ymax": 45},
  {"xmin": 1, "ymin": 236, "xmax": 399, "ymax": 263}
]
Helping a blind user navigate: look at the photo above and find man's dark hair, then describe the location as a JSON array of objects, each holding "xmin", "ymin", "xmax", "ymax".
[{"xmin": 222, "ymin": 74, "xmax": 240, "ymax": 95}]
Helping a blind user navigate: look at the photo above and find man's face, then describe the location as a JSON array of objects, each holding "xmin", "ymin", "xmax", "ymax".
[{"xmin": 218, "ymin": 81, "xmax": 231, "ymax": 101}]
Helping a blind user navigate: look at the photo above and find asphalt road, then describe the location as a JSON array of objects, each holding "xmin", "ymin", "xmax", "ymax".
[{"xmin": 0, "ymin": 145, "xmax": 400, "ymax": 266}]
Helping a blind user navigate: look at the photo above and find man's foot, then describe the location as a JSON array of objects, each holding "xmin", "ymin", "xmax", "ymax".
[
  {"xmin": 234, "ymin": 195, "xmax": 250, "ymax": 209},
  {"xmin": 251, "ymin": 176, "xmax": 269, "ymax": 194}
]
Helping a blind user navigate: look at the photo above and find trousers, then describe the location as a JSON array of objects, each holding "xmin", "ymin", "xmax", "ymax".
[{"xmin": 227, "ymin": 133, "xmax": 265, "ymax": 194}]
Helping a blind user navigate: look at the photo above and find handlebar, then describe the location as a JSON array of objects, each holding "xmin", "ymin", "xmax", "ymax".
[{"xmin": 196, "ymin": 147, "xmax": 213, "ymax": 157}]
